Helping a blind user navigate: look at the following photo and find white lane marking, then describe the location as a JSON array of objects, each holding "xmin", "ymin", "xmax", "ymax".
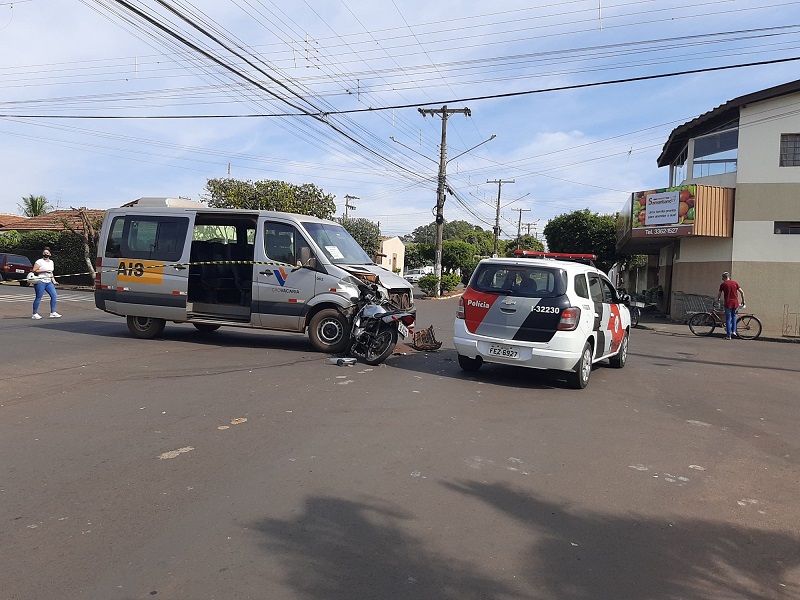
[
  {"xmin": 0, "ymin": 292, "xmax": 93, "ymax": 303},
  {"xmin": 686, "ymin": 420, "xmax": 712, "ymax": 427}
]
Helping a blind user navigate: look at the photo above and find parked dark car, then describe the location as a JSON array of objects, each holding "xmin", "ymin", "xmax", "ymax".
[{"xmin": 0, "ymin": 253, "xmax": 33, "ymax": 285}]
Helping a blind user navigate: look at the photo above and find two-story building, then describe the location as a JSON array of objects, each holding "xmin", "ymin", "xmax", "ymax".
[{"xmin": 616, "ymin": 79, "xmax": 800, "ymax": 337}]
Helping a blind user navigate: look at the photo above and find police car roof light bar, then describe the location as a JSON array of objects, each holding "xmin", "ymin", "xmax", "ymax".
[{"xmin": 513, "ymin": 250, "xmax": 598, "ymax": 261}]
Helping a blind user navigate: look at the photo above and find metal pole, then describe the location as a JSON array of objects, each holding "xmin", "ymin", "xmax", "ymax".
[
  {"xmin": 487, "ymin": 179, "xmax": 514, "ymax": 257},
  {"xmin": 419, "ymin": 105, "xmax": 471, "ymax": 297}
]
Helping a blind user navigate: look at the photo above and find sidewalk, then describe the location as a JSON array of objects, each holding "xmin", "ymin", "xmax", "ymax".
[{"xmin": 635, "ymin": 311, "xmax": 799, "ymax": 343}]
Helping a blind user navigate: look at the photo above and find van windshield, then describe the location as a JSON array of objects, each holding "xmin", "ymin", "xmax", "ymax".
[{"xmin": 303, "ymin": 222, "xmax": 373, "ymax": 265}]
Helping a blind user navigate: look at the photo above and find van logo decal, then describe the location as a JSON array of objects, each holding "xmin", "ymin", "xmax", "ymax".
[{"xmin": 273, "ymin": 267, "xmax": 289, "ymax": 286}]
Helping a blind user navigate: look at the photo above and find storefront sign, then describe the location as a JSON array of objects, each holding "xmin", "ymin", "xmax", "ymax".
[{"xmin": 630, "ymin": 185, "xmax": 696, "ymax": 238}]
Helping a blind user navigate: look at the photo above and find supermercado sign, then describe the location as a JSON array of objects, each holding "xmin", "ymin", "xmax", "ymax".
[{"xmin": 630, "ymin": 184, "xmax": 696, "ymax": 238}]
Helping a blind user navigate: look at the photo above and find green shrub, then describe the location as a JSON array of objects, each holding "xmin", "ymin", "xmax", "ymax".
[
  {"xmin": 440, "ymin": 273, "xmax": 461, "ymax": 293},
  {"xmin": 417, "ymin": 274, "xmax": 439, "ymax": 297},
  {"xmin": 0, "ymin": 230, "xmax": 21, "ymax": 252}
]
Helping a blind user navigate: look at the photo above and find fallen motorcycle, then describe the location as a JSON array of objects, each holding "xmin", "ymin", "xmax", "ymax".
[{"xmin": 348, "ymin": 283, "xmax": 415, "ymax": 365}]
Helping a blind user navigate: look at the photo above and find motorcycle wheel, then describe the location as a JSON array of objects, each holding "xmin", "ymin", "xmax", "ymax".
[{"xmin": 363, "ymin": 325, "xmax": 398, "ymax": 365}]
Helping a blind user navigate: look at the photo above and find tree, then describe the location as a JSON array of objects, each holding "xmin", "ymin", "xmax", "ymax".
[
  {"xmin": 503, "ymin": 235, "xmax": 544, "ymax": 256},
  {"xmin": 407, "ymin": 222, "xmax": 437, "ymax": 244},
  {"xmin": 337, "ymin": 217, "xmax": 381, "ymax": 258},
  {"xmin": 404, "ymin": 242, "xmax": 433, "ymax": 270},
  {"xmin": 543, "ymin": 209, "xmax": 618, "ymax": 272},
  {"xmin": 58, "ymin": 207, "xmax": 103, "ymax": 278},
  {"xmin": 19, "ymin": 194, "xmax": 52, "ymax": 217},
  {"xmin": 204, "ymin": 178, "xmax": 336, "ymax": 220},
  {"xmin": 442, "ymin": 240, "xmax": 476, "ymax": 274}
]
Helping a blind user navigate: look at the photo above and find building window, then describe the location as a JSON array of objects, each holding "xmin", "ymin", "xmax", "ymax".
[
  {"xmin": 775, "ymin": 221, "xmax": 800, "ymax": 234},
  {"xmin": 692, "ymin": 127, "xmax": 738, "ymax": 178},
  {"xmin": 779, "ymin": 134, "xmax": 800, "ymax": 166}
]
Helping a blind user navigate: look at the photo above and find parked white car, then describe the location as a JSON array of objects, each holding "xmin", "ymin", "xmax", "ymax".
[
  {"xmin": 453, "ymin": 251, "xmax": 631, "ymax": 389},
  {"xmin": 404, "ymin": 268, "xmax": 427, "ymax": 283}
]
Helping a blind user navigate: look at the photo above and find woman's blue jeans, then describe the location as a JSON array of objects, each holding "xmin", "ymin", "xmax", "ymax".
[
  {"xmin": 33, "ymin": 281, "xmax": 57, "ymax": 314},
  {"xmin": 725, "ymin": 307, "xmax": 737, "ymax": 337}
]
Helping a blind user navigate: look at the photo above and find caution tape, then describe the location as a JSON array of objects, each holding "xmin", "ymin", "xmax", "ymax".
[{"xmin": 0, "ymin": 259, "xmax": 296, "ymax": 286}]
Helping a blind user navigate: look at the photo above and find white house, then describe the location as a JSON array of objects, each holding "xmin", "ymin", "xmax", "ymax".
[{"xmin": 376, "ymin": 236, "xmax": 404, "ymax": 274}]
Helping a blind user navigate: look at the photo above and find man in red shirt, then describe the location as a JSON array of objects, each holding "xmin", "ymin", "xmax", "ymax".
[{"xmin": 716, "ymin": 272, "xmax": 746, "ymax": 340}]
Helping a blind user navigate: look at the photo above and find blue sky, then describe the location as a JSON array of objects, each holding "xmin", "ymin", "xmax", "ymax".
[{"xmin": 2, "ymin": 0, "xmax": 800, "ymax": 239}]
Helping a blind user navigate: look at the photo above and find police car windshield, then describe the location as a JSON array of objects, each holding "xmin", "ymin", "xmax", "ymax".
[
  {"xmin": 303, "ymin": 222, "xmax": 373, "ymax": 265},
  {"xmin": 471, "ymin": 264, "xmax": 567, "ymax": 298}
]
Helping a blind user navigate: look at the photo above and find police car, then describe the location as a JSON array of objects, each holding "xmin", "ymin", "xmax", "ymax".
[{"xmin": 453, "ymin": 251, "xmax": 631, "ymax": 389}]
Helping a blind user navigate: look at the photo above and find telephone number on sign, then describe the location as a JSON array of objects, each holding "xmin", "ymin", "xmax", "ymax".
[{"xmin": 645, "ymin": 227, "xmax": 679, "ymax": 235}]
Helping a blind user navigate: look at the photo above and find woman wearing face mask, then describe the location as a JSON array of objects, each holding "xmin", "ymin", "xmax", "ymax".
[{"xmin": 31, "ymin": 247, "xmax": 61, "ymax": 319}]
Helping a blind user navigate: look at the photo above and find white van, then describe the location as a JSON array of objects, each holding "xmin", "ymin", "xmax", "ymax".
[{"xmin": 94, "ymin": 198, "xmax": 414, "ymax": 353}]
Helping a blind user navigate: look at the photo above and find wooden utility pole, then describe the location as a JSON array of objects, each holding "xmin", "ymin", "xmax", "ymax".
[
  {"xmin": 343, "ymin": 194, "xmax": 358, "ymax": 218},
  {"xmin": 487, "ymin": 179, "xmax": 514, "ymax": 257},
  {"xmin": 419, "ymin": 105, "xmax": 471, "ymax": 296},
  {"xmin": 514, "ymin": 208, "xmax": 531, "ymax": 249}
]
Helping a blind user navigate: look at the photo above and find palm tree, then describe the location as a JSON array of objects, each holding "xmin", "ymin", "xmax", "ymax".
[{"xmin": 19, "ymin": 194, "xmax": 52, "ymax": 217}]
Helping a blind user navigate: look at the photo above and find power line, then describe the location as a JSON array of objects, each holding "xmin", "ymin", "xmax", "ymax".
[{"xmin": 8, "ymin": 53, "xmax": 800, "ymax": 120}]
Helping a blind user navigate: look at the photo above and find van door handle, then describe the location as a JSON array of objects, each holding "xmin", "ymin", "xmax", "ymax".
[
  {"xmin": 259, "ymin": 270, "xmax": 273, "ymax": 276},
  {"xmin": 173, "ymin": 265, "xmax": 187, "ymax": 271}
]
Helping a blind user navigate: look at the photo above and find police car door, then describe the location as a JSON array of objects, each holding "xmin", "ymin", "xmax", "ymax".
[
  {"xmin": 255, "ymin": 220, "xmax": 317, "ymax": 330},
  {"xmin": 587, "ymin": 272, "xmax": 625, "ymax": 359}
]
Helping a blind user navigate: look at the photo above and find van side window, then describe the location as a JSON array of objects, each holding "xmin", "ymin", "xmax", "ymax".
[
  {"xmin": 264, "ymin": 222, "xmax": 311, "ymax": 266},
  {"xmin": 574, "ymin": 274, "xmax": 590, "ymax": 299},
  {"xmin": 105, "ymin": 217, "xmax": 125, "ymax": 258},
  {"xmin": 111, "ymin": 217, "xmax": 188, "ymax": 261}
]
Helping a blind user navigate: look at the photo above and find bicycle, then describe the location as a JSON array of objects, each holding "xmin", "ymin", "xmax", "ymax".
[{"xmin": 687, "ymin": 304, "xmax": 762, "ymax": 339}]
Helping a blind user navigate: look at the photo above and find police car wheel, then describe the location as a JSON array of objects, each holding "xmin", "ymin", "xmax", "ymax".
[
  {"xmin": 309, "ymin": 309, "xmax": 349, "ymax": 354},
  {"xmin": 567, "ymin": 342, "xmax": 593, "ymax": 389},
  {"xmin": 457, "ymin": 354, "xmax": 482, "ymax": 372},
  {"xmin": 609, "ymin": 332, "xmax": 628, "ymax": 368},
  {"xmin": 127, "ymin": 316, "xmax": 166, "ymax": 339}
]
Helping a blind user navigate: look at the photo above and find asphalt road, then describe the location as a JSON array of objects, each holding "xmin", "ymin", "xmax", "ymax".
[{"xmin": 1, "ymin": 284, "xmax": 799, "ymax": 600}]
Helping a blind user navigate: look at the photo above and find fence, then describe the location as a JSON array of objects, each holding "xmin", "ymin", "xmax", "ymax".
[{"xmin": 783, "ymin": 305, "xmax": 800, "ymax": 338}]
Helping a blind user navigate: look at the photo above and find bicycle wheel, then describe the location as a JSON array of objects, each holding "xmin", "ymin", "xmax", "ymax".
[
  {"xmin": 630, "ymin": 306, "xmax": 640, "ymax": 328},
  {"xmin": 736, "ymin": 315, "xmax": 762, "ymax": 340},
  {"xmin": 688, "ymin": 312, "xmax": 716, "ymax": 336}
]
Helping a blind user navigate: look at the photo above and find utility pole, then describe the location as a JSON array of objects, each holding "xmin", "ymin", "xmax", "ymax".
[
  {"xmin": 487, "ymin": 179, "xmax": 514, "ymax": 257},
  {"xmin": 525, "ymin": 223, "xmax": 532, "ymax": 236},
  {"xmin": 343, "ymin": 194, "xmax": 358, "ymax": 218},
  {"xmin": 419, "ymin": 105, "xmax": 471, "ymax": 296},
  {"xmin": 514, "ymin": 208, "xmax": 531, "ymax": 249}
]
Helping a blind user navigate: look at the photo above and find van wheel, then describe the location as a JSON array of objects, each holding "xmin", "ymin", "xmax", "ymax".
[
  {"xmin": 567, "ymin": 342, "xmax": 593, "ymax": 389},
  {"xmin": 609, "ymin": 332, "xmax": 628, "ymax": 368},
  {"xmin": 193, "ymin": 323, "xmax": 220, "ymax": 333},
  {"xmin": 309, "ymin": 309, "xmax": 349, "ymax": 354},
  {"xmin": 127, "ymin": 316, "xmax": 166, "ymax": 339},
  {"xmin": 458, "ymin": 354, "xmax": 482, "ymax": 372}
]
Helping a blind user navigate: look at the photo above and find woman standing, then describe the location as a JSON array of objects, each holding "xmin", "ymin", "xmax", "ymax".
[{"xmin": 31, "ymin": 247, "xmax": 61, "ymax": 319}]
